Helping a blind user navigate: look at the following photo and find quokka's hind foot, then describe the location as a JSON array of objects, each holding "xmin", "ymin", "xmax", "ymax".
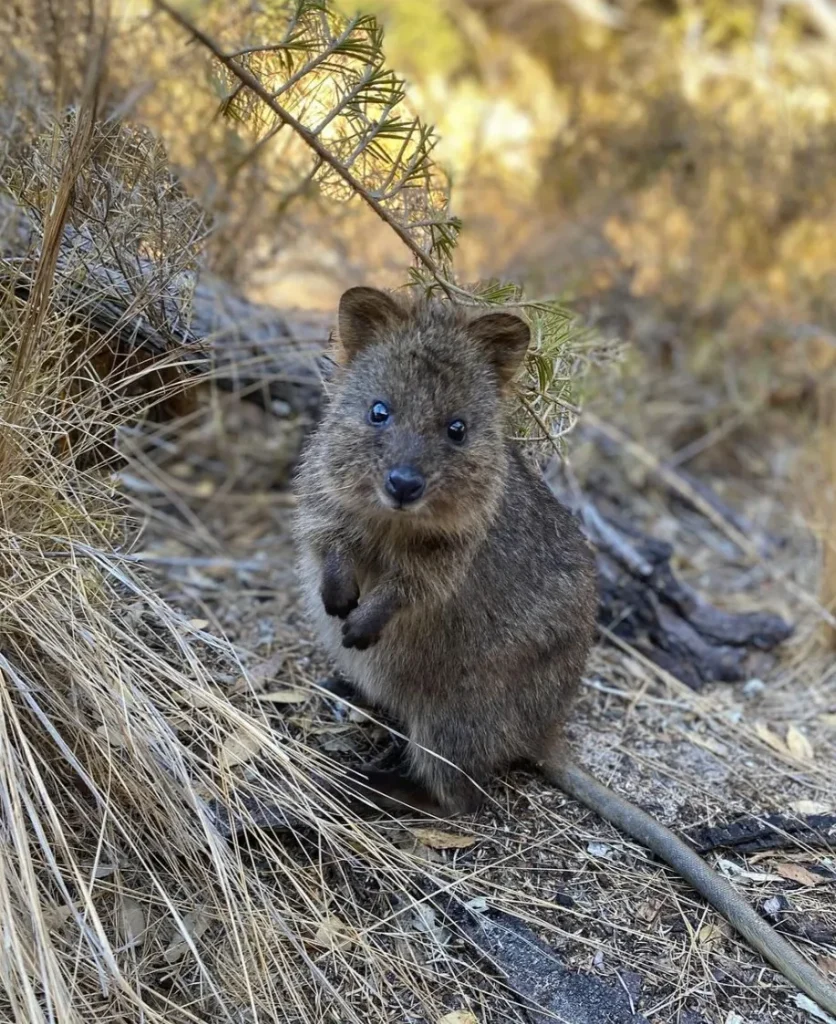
[
  {"xmin": 316, "ymin": 673, "xmax": 367, "ymax": 722},
  {"xmin": 353, "ymin": 764, "xmax": 448, "ymax": 817}
]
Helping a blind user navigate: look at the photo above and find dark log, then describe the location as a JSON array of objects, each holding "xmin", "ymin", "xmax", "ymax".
[
  {"xmin": 0, "ymin": 196, "xmax": 331, "ymax": 420},
  {"xmin": 189, "ymin": 278, "xmax": 331, "ymax": 417},
  {"xmin": 545, "ymin": 462, "xmax": 793, "ymax": 690},
  {"xmin": 688, "ymin": 814, "xmax": 836, "ymax": 856}
]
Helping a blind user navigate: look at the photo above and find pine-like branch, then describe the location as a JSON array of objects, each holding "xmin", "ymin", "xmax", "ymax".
[{"xmin": 153, "ymin": 0, "xmax": 458, "ymax": 296}]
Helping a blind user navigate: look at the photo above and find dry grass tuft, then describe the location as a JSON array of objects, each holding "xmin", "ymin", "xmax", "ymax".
[{"xmin": 1, "ymin": 104, "xmax": 208, "ymax": 461}]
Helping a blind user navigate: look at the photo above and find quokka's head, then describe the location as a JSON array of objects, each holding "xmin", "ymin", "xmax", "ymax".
[{"xmin": 317, "ymin": 286, "xmax": 530, "ymax": 533}]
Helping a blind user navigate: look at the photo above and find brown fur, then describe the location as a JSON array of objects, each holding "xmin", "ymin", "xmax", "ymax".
[
  {"xmin": 292, "ymin": 288, "xmax": 836, "ymax": 1015},
  {"xmin": 294, "ymin": 287, "xmax": 597, "ymax": 814}
]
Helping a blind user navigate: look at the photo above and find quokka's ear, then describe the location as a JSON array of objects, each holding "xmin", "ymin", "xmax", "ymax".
[
  {"xmin": 337, "ymin": 287, "xmax": 405, "ymax": 360},
  {"xmin": 467, "ymin": 311, "xmax": 530, "ymax": 385}
]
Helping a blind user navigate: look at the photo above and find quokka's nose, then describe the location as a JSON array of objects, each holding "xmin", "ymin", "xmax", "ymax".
[{"xmin": 385, "ymin": 465, "xmax": 425, "ymax": 506}]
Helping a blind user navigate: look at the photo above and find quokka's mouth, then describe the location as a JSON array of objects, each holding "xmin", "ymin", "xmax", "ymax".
[{"xmin": 375, "ymin": 488, "xmax": 428, "ymax": 514}]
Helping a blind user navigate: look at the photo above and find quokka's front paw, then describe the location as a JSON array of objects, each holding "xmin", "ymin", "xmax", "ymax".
[
  {"xmin": 341, "ymin": 607, "xmax": 382, "ymax": 650},
  {"xmin": 321, "ymin": 576, "xmax": 359, "ymax": 620}
]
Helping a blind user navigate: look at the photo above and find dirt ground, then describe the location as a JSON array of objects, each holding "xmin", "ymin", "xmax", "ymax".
[{"xmin": 120, "ymin": 383, "xmax": 836, "ymax": 1024}]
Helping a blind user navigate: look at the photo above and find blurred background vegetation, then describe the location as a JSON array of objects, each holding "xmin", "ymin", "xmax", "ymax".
[{"xmin": 11, "ymin": 0, "xmax": 836, "ymax": 401}]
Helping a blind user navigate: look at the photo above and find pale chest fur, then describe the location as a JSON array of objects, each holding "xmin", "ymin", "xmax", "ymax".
[{"xmin": 297, "ymin": 543, "xmax": 414, "ymax": 710}]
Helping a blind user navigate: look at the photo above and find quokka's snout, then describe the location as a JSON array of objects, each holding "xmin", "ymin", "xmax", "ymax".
[{"xmin": 383, "ymin": 463, "xmax": 425, "ymax": 507}]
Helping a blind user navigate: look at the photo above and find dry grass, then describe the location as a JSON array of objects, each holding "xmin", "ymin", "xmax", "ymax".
[{"xmin": 0, "ymin": 57, "xmax": 476, "ymax": 1024}]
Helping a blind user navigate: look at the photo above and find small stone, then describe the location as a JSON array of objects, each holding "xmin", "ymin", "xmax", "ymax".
[
  {"xmin": 762, "ymin": 893, "xmax": 790, "ymax": 918},
  {"xmin": 587, "ymin": 841, "xmax": 612, "ymax": 858},
  {"xmin": 464, "ymin": 897, "xmax": 488, "ymax": 913}
]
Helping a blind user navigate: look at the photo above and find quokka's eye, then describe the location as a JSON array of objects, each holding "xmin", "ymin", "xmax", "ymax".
[
  {"xmin": 368, "ymin": 401, "xmax": 391, "ymax": 425},
  {"xmin": 447, "ymin": 419, "xmax": 467, "ymax": 444}
]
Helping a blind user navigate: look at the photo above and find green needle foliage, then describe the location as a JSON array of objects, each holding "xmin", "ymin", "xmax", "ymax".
[
  {"xmin": 415, "ymin": 274, "xmax": 614, "ymax": 446},
  {"xmin": 155, "ymin": 0, "xmax": 461, "ymax": 279}
]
